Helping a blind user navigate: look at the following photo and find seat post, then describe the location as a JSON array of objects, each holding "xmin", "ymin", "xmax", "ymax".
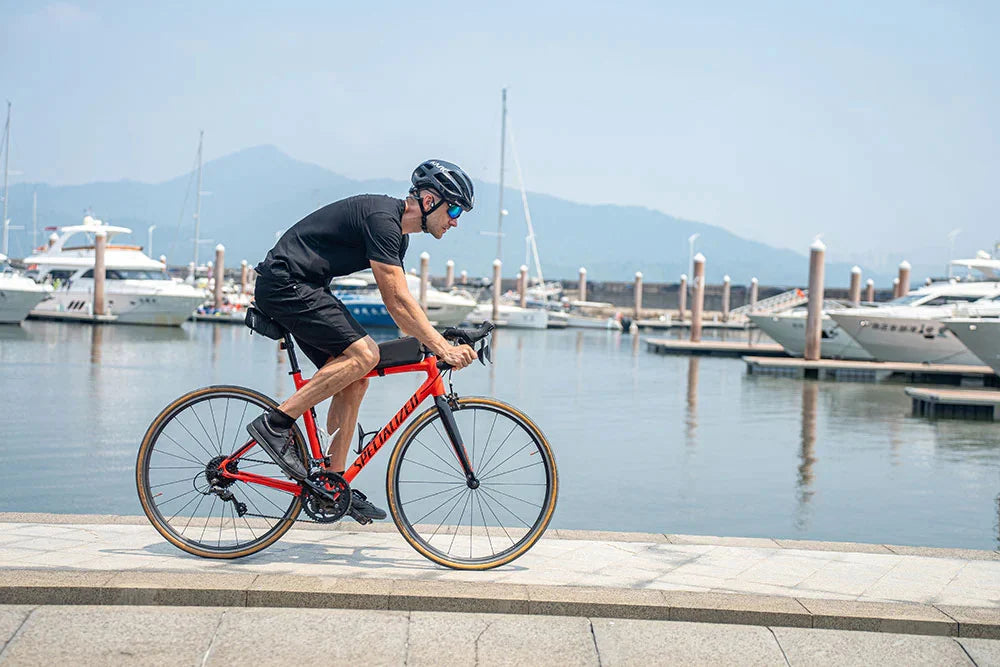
[{"xmin": 282, "ymin": 335, "xmax": 302, "ymax": 375}]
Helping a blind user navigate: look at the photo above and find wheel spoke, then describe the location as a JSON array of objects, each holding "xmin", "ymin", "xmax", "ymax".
[
  {"xmin": 476, "ymin": 422, "xmax": 519, "ymax": 481},
  {"xmin": 479, "ymin": 441, "xmax": 534, "ymax": 480},
  {"xmin": 481, "ymin": 461, "xmax": 543, "ymax": 482},
  {"xmin": 414, "ymin": 436, "xmax": 463, "ymax": 476},
  {"xmin": 402, "ymin": 458, "xmax": 465, "ymax": 481}
]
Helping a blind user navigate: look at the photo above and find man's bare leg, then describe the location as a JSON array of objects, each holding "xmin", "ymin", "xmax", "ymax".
[
  {"xmin": 325, "ymin": 377, "xmax": 369, "ymax": 471},
  {"xmin": 277, "ymin": 337, "xmax": 379, "ymax": 418}
]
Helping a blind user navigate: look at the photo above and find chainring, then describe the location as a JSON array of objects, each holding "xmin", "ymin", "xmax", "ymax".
[{"xmin": 301, "ymin": 471, "xmax": 352, "ymax": 523}]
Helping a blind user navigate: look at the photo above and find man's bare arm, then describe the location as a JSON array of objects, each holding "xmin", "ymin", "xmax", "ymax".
[{"xmin": 370, "ymin": 261, "xmax": 477, "ymax": 368}]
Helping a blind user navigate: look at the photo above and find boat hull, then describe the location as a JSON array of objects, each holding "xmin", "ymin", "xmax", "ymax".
[
  {"xmin": 829, "ymin": 312, "xmax": 980, "ymax": 365},
  {"xmin": 30, "ymin": 288, "xmax": 204, "ymax": 326},
  {"xmin": 0, "ymin": 282, "xmax": 50, "ymax": 324},
  {"xmin": 943, "ymin": 318, "xmax": 1000, "ymax": 374},
  {"xmin": 748, "ymin": 313, "xmax": 872, "ymax": 360}
]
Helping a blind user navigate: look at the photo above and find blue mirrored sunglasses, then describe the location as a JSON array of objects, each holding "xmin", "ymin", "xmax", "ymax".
[{"xmin": 447, "ymin": 204, "xmax": 463, "ymax": 220}]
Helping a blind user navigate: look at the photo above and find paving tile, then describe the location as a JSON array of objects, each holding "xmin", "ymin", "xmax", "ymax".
[
  {"xmin": 661, "ymin": 590, "xmax": 811, "ymax": 627},
  {"xmin": 468, "ymin": 613, "xmax": 598, "ymax": 666},
  {"xmin": 1, "ymin": 605, "xmax": 222, "ymax": 665},
  {"xmin": 956, "ymin": 637, "xmax": 1000, "ymax": 664},
  {"xmin": 248, "ymin": 573, "xmax": 392, "ymax": 609},
  {"xmin": 795, "ymin": 561, "xmax": 896, "ymax": 597},
  {"xmin": 774, "ymin": 539, "xmax": 894, "ymax": 554},
  {"xmin": 772, "ymin": 626, "xmax": 972, "ymax": 666},
  {"xmin": 797, "ymin": 598, "xmax": 957, "ymax": 636},
  {"xmin": 389, "ymin": 579, "xmax": 530, "ymax": 614},
  {"xmin": 737, "ymin": 554, "xmax": 824, "ymax": 587},
  {"xmin": 592, "ymin": 617, "xmax": 786, "ymax": 665},
  {"xmin": 0, "ymin": 605, "xmax": 34, "ymax": 650},
  {"xmin": 206, "ymin": 607, "xmax": 409, "ymax": 665},
  {"xmin": 526, "ymin": 584, "xmax": 669, "ymax": 620},
  {"xmin": 884, "ymin": 544, "xmax": 999, "ymax": 561},
  {"xmin": 936, "ymin": 605, "xmax": 1000, "ymax": 639},
  {"xmin": 667, "ymin": 534, "xmax": 781, "ymax": 549}
]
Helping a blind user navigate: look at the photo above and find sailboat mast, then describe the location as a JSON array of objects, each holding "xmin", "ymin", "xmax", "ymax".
[
  {"xmin": 1, "ymin": 101, "xmax": 10, "ymax": 257},
  {"xmin": 192, "ymin": 130, "xmax": 204, "ymax": 267},
  {"xmin": 496, "ymin": 88, "xmax": 507, "ymax": 262}
]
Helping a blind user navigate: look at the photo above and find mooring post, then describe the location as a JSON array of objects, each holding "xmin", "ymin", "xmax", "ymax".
[
  {"xmin": 460, "ymin": 270, "xmax": 468, "ymax": 285},
  {"xmin": 419, "ymin": 252, "xmax": 430, "ymax": 312},
  {"xmin": 690, "ymin": 254, "xmax": 706, "ymax": 342},
  {"xmin": 892, "ymin": 277, "xmax": 900, "ymax": 298},
  {"xmin": 492, "ymin": 259, "xmax": 502, "ymax": 321},
  {"xmin": 898, "ymin": 260, "xmax": 911, "ymax": 297},
  {"xmin": 518, "ymin": 265, "xmax": 528, "ymax": 308},
  {"xmin": 848, "ymin": 266, "xmax": 862, "ymax": 306},
  {"xmin": 865, "ymin": 278, "xmax": 875, "ymax": 302},
  {"xmin": 240, "ymin": 260, "xmax": 248, "ymax": 294},
  {"xmin": 634, "ymin": 271, "xmax": 643, "ymax": 319},
  {"xmin": 678, "ymin": 274, "xmax": 688, "ymax": 321},
  {"xmin": 749, "ymin": 277, "xmax": 759, "ymax": 312},
  {"xmin": 445, "ymin": 259, "xmax": 455, "ymax": 289},
  {"xmin": 804, "ymin": 240, "xmax": 826, "ymax": 361},
  {"xmin": 93, "ymin": 230, "xmax": 106, "ymax": 317},
  {"xmin": 722, "ymin": 274, "xmax": 731, "ymax": 322},
  {"xmin": 578, "ymin": 267, "xmax": 587, "ymax": 302},
  {"xmin": 213, "ymin": 244, "xmax": 225, "ymax": 309}
]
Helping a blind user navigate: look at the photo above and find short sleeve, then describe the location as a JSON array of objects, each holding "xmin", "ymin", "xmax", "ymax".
[{"xmin": 363, "ymin": 212, "xmax": 404, "ymax": 267}]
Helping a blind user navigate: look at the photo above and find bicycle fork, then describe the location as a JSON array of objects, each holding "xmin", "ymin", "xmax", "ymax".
[{"xmin": 434, "ymin": 396, "xmax": 480, "ymax": 489}]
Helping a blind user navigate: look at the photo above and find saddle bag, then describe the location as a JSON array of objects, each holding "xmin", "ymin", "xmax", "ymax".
[{"xmin": 244, "ymin": 306, "xmax": 285, "ymax": 341}]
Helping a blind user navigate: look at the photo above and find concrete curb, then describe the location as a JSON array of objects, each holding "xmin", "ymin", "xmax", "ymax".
[
  {"xmin": 2, "ymin": 513, "xmax": 997, "ymax": 561},
  {"xmin": 1, "ymin": 569, "xmax": 997, "ymax": 639}
]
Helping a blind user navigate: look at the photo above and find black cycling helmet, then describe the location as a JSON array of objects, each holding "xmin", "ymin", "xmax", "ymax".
[{"xmin": 410, "ymin": 160, "xmax": 475, "ymax": 212}]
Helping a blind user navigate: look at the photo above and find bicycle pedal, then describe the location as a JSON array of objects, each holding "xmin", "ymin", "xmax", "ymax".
[{"xmin": 348, "ymin": 509, "xmax": 373, "ymax": 525}]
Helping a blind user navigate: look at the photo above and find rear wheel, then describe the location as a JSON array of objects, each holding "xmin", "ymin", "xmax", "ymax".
[
  {"xmin": 136, "ymin": 385, "xmax": 307, "ymax": 558},
  {"xmin": 386, "ymin": 396, "xmax": 558, "ymax": 570}
]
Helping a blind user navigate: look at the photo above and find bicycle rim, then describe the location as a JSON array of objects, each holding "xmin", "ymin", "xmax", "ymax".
[
  {"xmin": 387, "ymin": 396, "xmax": 558, "ymax": 569},
  {"xmin": 136, "ymin": 385, "xmax": 305, "ymax": 558}
]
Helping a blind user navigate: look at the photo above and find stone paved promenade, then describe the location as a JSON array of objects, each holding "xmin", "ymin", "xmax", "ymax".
[{"xmin": 1, "ymin": 514, "xmax": 999, "ymax": 665}]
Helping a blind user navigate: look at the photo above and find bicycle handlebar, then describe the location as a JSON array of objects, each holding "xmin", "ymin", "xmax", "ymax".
[{"xmin": 436, "ymin": 321, "xmax": 496, "ymax": 370}]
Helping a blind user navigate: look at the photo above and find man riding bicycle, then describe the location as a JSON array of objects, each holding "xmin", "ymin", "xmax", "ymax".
[{"xmin": 247, "ymin": 159, "xmax": 478, "ymax": 522}]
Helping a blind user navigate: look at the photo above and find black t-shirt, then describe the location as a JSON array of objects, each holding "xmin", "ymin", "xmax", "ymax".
[{"xmin": 256, "ymin": 194, "xmax": 408, "ymax": 285}]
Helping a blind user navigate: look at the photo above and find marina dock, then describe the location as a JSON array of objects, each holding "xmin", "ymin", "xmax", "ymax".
[
  {"xmin": 745, "ymin": 356, "xmax": 999, "ymax": 385},
  {"xmin": 647, "ymin": 338, "xmax": 787, "ymax": 358},
  {"xmin": 906, "ymin": 386, "xmax": 1000, "ymax": 421}
]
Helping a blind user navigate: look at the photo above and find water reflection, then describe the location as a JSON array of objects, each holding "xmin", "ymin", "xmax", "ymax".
[
  {"xmin": 685, "ymin": 356, "xmax": 699, "ymax": 450},
  {"xmin": 797, "ymin": 381, "xmax": 818, "ymax": 529}
]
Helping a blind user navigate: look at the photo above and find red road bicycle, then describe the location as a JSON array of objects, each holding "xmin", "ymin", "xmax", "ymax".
[{"xmin": 136, "ymin": 313, "xmax": 558, "ymax": 570}]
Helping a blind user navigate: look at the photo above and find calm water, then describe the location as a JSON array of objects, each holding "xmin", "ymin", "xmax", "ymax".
[{"xmin": 1, "ymin": 320, "xmax": 998, "ymax": 550}]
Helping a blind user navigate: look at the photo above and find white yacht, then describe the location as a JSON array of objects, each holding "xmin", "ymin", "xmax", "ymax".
[
  {"xmin": 829, "ymin": 281, "xmax": 1000, "ymax": 364},
  {"xmin": 0, "ymin": 254, "xmax": 51, "ymax": 324},
  {"xmin": 748, "ymin": 301, "xmax": 873, "ymax": 360},
  {"xmin": 22, "ymin": 216, "xmax": 207, "ymax": 326},
  {"xmin": 466, "ymin": 302, "xmax": 549, "ymax": 329},
  {"xmin": 943, "ymin": 318, "xmax": 1000, "ymax": 374}
]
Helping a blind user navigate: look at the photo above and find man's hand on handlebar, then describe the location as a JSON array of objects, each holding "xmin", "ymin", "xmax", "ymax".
[{"xmin": 439, "ymin": 343, "xmax": 477, "ymax": 370}]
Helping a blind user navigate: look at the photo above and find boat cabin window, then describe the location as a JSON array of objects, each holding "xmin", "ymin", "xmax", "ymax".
[
  {"xmin": 45, "ymin": 269, "xmax": 76, "ymax": 282},
  {"xmin": 920, "ymin": 295, "xmax": 978, "ymax": 306},
  {"xmin": 80, "ymin": 269, "xmax": 172, "ymax": 280}
]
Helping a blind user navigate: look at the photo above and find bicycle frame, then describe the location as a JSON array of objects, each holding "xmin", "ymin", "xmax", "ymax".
[{"xmin": 217, "ymin": 337, "xmax": 474, "ymax": 496}]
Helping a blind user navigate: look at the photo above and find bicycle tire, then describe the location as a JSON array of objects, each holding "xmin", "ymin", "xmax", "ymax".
[
  {"xmin": 386, "ymin": 396, "xmax": 558, "ymax": 570},
  {"xmin": 136, "ymin": 385, "xmax": 307, "ymax": 559}
]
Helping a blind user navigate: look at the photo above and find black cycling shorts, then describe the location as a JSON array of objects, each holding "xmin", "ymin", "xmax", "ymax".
[{"xmin": 253, "ymin": 266, "xmax": 367, "ymax": 369}]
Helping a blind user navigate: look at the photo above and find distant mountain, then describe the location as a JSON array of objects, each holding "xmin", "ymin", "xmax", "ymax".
[{"xmin": 6, "ymin": 145, "xmax": 889, "ymax": 286}]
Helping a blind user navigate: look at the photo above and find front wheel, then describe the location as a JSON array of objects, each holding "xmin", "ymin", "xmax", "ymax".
[{"xmin": 386, "ymin": 396, "xmax": 558, "ymax": 570}]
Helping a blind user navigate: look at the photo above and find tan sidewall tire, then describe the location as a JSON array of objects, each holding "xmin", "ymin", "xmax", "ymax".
[
  {"xmin": 136, "ymin": 385, "xmax": 306, "ymax": 559},
  {"xmin": 386, "ymin": 396, "xmax": 558, "ymax": 570}
]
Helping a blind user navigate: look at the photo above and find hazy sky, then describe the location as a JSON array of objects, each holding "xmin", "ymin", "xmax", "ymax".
[{"xmin": 2, "ymin": 1, "xmax": 998, "ymax": 267}]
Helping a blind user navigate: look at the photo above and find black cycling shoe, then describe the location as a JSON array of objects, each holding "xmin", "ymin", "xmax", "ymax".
[
  {"xmin": 348, "ymin": 490, "xmax": 387, "ymax": 524},
  {"xmin": 246, "ymin": 413, "xmax": 308, "ymax": 480}
]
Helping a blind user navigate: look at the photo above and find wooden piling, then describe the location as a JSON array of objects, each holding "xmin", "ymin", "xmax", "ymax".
[
  {"xmin": 678, "ymin": 274, "xmax": 688, "ymax": 321},
  {"xmin": 419, "ymin": 252, "xmax": 430, "ymax": 312},
  {"xmin": 633, "ymin": 271, "xmax": 643, "ymax": 319},
  {"xmin": 804, "ymin": 240, "xmax": 826, "ymax": 361},
  {"xmin": 721, "ymin": 275, "xmax": 731, "ymax": 322},
  {"xmin": 578, "ymin": 267, "xmax": 587, "ymax": 302},
  {"xmin": 690, "ymin": 255, "xmax": 705, "ymax": 342},
  {"xmin": 865, "ymin": 278, "xmax": 875, "ymax": 302},
  {"xmin": 445, "ymin": 260, "xmax": 455, "ymax": 289},
  {"xmin": 848, "ymin": 266, "xmax": 862, "ymax": 306},
  {"xmin": 518, "ymin": 265, "xmax": 528, "ymax": 308},
  {"xmin": 213, "ymin": 244, "xmax": 225, "ymax": 309},
  {"xmin": 749, "ymin": 277, "xmax": 759, "ymax": 312},
  {"xmin": 898, "ymin": 260, "xmax": 911, "ymax": 297},
  {"xmin": 240, "ymin": 260, "xmax": 248, "ymax": 294},
  {"xmin": 892, "ymin": 277, "xmax": 900, "ymax": 298},
  {"xmin": 491, "ymin": 259, "xmax": 502, "ymax": 321},
  {"xmin": 460, "ymin": 270, "xmax": 468, "ymax": 285},
  {"xmin": 93, "ymin": 230, "xmax": 106, "ymax": 317}
]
